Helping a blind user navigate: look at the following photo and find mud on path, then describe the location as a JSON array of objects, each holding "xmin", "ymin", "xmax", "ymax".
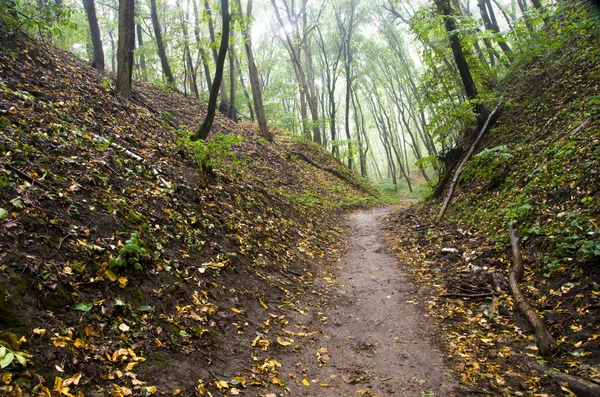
[{"xmin": 266, "ymin": 206, "xmax": 458, "ymax": 396}]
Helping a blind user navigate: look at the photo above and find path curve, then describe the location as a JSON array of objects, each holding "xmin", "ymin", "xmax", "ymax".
[{"xmin": 269, "ymin": 206, "xmax": 458, "ymax": 396}]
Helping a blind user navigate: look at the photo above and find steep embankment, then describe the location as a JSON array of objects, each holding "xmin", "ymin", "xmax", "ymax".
[
  {"xmin": 0, "ymin": 33, "xmax": 376, "ymax": 395},
  {"xmin": 385, "ymin": 7, "xmax": 600, "ymax": 397}
]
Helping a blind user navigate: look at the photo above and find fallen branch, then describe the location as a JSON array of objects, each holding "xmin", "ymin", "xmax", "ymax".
[
  {"xmin": 93, "ymin": 133, "xmax": 171, "ymax": 189},
  {"xmin": 286, "ymin": 149, "xmax": 375, "ymax": 196},
  {"xmin": 437, "ymin": 98, "xmax": 503, "ymax": 222},
  {"xmin": 4, "ymin": 163, "xmax": 52, "ymax": 192},
  {"xmin": 508, "ymin": 224, "xmax": 557, "ymax": 356},
  {"xmin": 529, "ymin": 360, "xmax": 600, "ymax": 397},
  {"xmin": 441, "ymin": 292, "xmax": 495, "ymax": 298}
]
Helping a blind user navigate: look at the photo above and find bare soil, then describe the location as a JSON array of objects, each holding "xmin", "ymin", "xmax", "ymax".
[{"xmin": 265, "ymin": 206, "xmax": 458, "ymax": 397}]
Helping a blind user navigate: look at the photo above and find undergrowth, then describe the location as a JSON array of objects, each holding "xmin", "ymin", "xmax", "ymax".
[{"xmin": 447, "ymin": 1, "xmax": 600, "ymax": 279}]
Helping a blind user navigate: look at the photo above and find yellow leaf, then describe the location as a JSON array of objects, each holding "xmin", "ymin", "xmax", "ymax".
[
  {"xmin": 53, "ymin": 377, "xmax": 74, "ymax": 397},
  {"xmin": 106, "ymin": 270, "xmax": 117, "ymax": 282},
  {"xmin": 2, "ymin": 373, "xmax": 13, "ymax": 384},
  {"xmin": 271, "ymin": 377, "xmax": 286, "ymax": 387},
  {"xmin": 277, "ymin": 337, "xmax": 293, "ymax": 346},
  {"xmin": 118, "ymin": 277, "xmax": 128, "ymax": 288},
  {"xmin": 52, "ymin": 335, "xmax": 73, "ymax": 347},
  {"xmin": 215, "ymin": 380, "xmax": 229, "ymax": 389},
  {"xmin": 302, "ymin": 379, "xmax": 310, "ymax": 386},
  {"xmin": 145, "ymin": 386, "xmax": 157, "ymax": 394},
  {"xmin": 124, "ymin": 362, "xmax": 138, "ymax": 371},
  {"xmin": 259, "ymin": 300, "xmax": 268, "ymax": 309},
  {"xmin": 64, "ymin": 373, "xmax": 82, "ymax": 386},
  {"xmin": 231, "ymin": 307, "xmax": 244, "ymax": 314},
  {"xmin": 33, "ymin": 328, "xmax": 47, "ymax": 336}
]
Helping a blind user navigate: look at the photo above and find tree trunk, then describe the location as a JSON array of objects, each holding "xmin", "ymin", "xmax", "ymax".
[
  {"xmin": 179, "ymin": 0, "xmax": 199, "ymax": 98},
  {"xmin": 136, "ymin": 23, "xmax": 148, "ymax": 80},
  {"xmin": 192, "ymin": 0, "xmax": 229, "ymax": 141},
  {"xmin": 435, "ymin": 0, "xmax": 477, "ymax": 101},
  {"xmin": 234, "ymin": 54, "xmax": 255, "ymax": 121},
  {"xmin": 204, "ymin": 0, "xmax": 228, "ymax": 107},
  {"xmin": 192, "ymin": 0, "xmax": 212, "ymax": 91},
  {"xmin": 117, "ymin": 0, "xmax": 135, "ymax": 99},
  {"xmin": 150, "ymin": 0, "xmax": 175, "ymax": 86},
  {"xmin": 83, "ymin": 0, "xmax": 104, "ymax": 71},
  {"xmin": 478, "ymin": 0, "xmax": 513, "ymax": 60},
  {"xmin": 351, "ymin": 87, "xmax": 367, "ymax": 178},
  {"xmin": 236, "ymin": 0, "xmax": 272, "ymax": 141},
  {"xmin": 227, "ymin": 30, "xmax": 237, "ymax": 121},
  {"xmin": 109, "ymin": 29, "xmax": 116, "ymax": 73}
]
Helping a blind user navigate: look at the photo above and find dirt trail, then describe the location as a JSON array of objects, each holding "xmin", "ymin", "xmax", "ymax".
[{"xmin": 267, "ymin": 206, "xmax": 458, "ymax": 396}]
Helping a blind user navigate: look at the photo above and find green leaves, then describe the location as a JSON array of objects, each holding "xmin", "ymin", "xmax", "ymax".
[
  {"xmin": 109, "ymin": 232, "xmax": 147, "ymax": 271},
  {"xmin": 74, "ymin": 302, "xmax": 93, "ymax": 312},
  {"xmin": 0, "ymin": 345, "xmax": 29, "ymax": 369}
]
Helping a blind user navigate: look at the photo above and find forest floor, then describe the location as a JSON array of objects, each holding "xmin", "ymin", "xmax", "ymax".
[{"xmin": 263, "ymin": 205, "xmax": 459, "ymax": 397}]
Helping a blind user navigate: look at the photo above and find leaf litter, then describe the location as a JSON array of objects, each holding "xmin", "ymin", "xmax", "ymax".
[{"xmin": 0, "ymin": 32, "xmax": 378, "ymax": 395}]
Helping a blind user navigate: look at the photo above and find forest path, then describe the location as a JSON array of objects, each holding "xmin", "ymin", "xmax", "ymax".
[{"xmin": 266, "ymin": 206, "xmax": 458, "ymax": 396}]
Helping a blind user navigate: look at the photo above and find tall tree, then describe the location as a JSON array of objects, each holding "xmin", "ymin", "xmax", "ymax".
[
  {"xmin": 235, "ymin": 0, "xmax": 272, "ymax": 141},
  {"xmin": 315, "ymin": 24, "xmax": 342, "ymax": 156},
  {"xmin": 179, "ymin": 0, "xmax": 199, "ymax": 98},
  {"xmin": 192, "ymin": 0, "xmax": 229, "ymax": 141},
  {"xmin": 117, "ymin": 0, "xmax": 135, "ymax": 98},
  {"xmin": 83, "ymin": 0, "xmax": 104, "ymax": 71},
  {"xmin": 334, "ymin": 0, "xmax": 359, "ymax": 169},
  {"xmin": 270, "ymin": 0, "xmax": 322, "ymax": 144},
  {"xmin": 477, "ymin": 0, "xmax": 512, "ymax": 60},
  {"xmin": 434, "ymin": 0, "xmax": 477, "ymax": 101},
  {"xmin": 204, "ymin": 0, "xmax": 229, "ymax": 108},
  {"xmin": 227, "ymin": 14, "xmax": 237, "ymax": 120},
  {"xmin": 192, "ymin": 0, "xmax": 213, "ymax": 91},
  {"xmin": 150, "ymin": 0, "xmax": 175, "ymax": 85},
  {"xmin": 136, "ymin": 23, "xmax": 148, "ymax": 80}
]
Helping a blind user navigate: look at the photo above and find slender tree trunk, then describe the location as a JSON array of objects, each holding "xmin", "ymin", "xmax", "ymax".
[
  {"xmin": 150, "ymin": 0, "xmax": 175, "ymax": 86},
  {"xmin": 478, "ymin": 0, "xmax": 512, "ymax": 60},
  {"xmin": 204, "ymin": 0, "xmax": 228, "ymax": 107},
  {"xmin": 351, "ymin": 87, "xmax": 367, "ymax": 178},
  {"xmin": 83, "ymin": 0, "xmax": 104, "ymax": 71},
  {"xmin": 234, "ymin": 54, "xmax": 255, "ymax": 121},
  {"xmin": 117, "ymin": 0, "xmax": 135, "ymax": 99},
  {"xmin": 192, "ymin": 0, "xmax": 229, "ymax": 141},
  {"xmin": 236, "ymin": 0, "xmax": 272, "ymax": 140},
  {"xmin": 228, "ymin": 30, "xmax": 237, "ymax": 121},
  {"xmin": 109, "ymin": 29, "xmax": 116, "ymax": 73},
  {"xmin": 192, "ymin": 0, "xmax": 212, "ymax": 91},
  {"xmin": 136, "ymin": 23, "xmax": 148, "ymax": 80},
  {"xmin": 179, "ymin": 0, "xmax": 199, "ymax": 98}
]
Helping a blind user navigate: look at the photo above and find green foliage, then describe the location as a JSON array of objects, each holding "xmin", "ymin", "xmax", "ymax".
[
  {"xmin": 109, "ymin": 232, "xmax": 147, "ymax": 271},
  {"xmin": 0, "ymin": 0, "xmax": 76, "ymax": 37},
  {"xmin": 0, "ymin": 345, "xmax": 29, "ymax": 369},
  {"xmin": 177, "ymin": 130, "xmax": 246, "ymax": 172},
  {"xmin": 461, "ymin": 145, "xmax": 514, "ymax": 181}
]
